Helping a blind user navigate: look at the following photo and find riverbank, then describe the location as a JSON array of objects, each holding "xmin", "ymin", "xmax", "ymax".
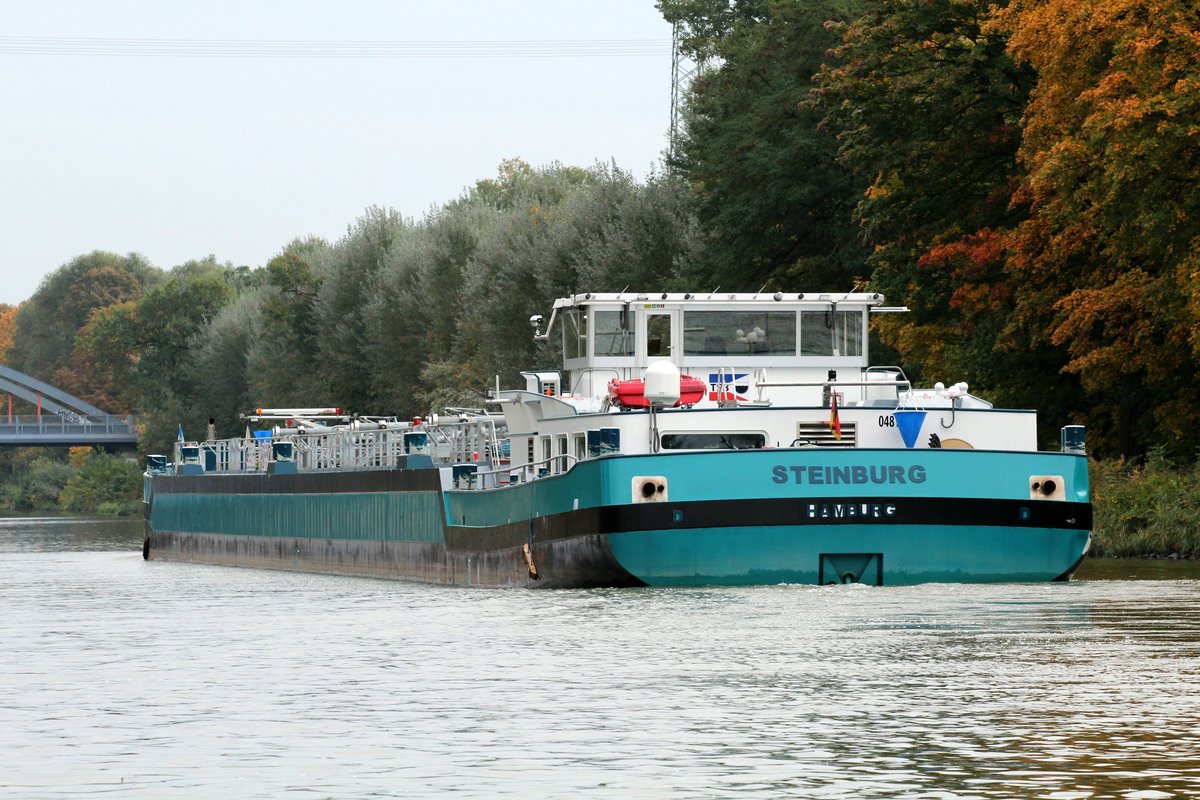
[
  {"xmin": 1090, "ymin": 451, "xmax": 1200, "ymax": 559},
  {"xmin": 0, "ymin": 450, "xmax": 141, "ymax": 516}
]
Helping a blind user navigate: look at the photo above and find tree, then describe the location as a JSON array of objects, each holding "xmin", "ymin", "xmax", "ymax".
[
  {"xmin": 247, "ymin": 238, "xmax": 332, "ymax": 406},
  {"xmin": 817, "ymin": 0, "xmax": 1032, "ymax": 252},
  {"xmin": 312, "ymin": 207, "xmax": 412, "ymax": 413},
  {"xmin": 453, "ymin": 160, "xmax": 695, "ymax": 393},
  {"xmin": 997, "ymin": 0, "xmax": 1200, "ymax": 457},
  {"xmin": 9, "ymin": 251, "xmax": 160, "ymax": 392},
  {"xmin": 812, "ymin": 0, "xmax": 1090, "ymax": 443},
  {"xmin": 59, "ymin": 452, "xmax": 142, "ymax": 515},
  {"xmin": 190, "ymin": 290, "xmax": 263, "ymax": 439},
  {"xmin": 0, "ymin": 304, "xmax": 17, "ymax": 363},
  {"xmin": 110, "ymin": 259, "xmax": 241, "ymax": 452},
  {"xmin": 660, "ymin": 0, "xmax": 867, "ymax": 289},
  {"xmin": 68, "ymin": 301, "xmax": 140, "ymax": 412},
  {"xmin": 132, "ymin": 259, "xmax": 238, "ymax": 393}
]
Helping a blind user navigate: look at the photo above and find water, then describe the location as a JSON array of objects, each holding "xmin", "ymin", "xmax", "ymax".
[{"xmin": 2, "ymin": 517, "xmax": 1199, "ymax": 799}]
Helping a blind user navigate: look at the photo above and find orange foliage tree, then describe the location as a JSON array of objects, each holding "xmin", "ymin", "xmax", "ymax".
[
  {"xmin": 0, "ymin": 304, "xmax": 16, "ymax": 363},
  {"xmin": 817, "ymin": 0, "xmax": 1085, "ymax": 438},
  {"xmin": 996, "ymin": 0, "xmax": 1200, "ymax": 457}
]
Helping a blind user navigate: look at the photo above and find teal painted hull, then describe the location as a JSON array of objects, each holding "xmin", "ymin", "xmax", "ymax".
[
  {"xmin": 444, "ymin": 448, "xmax": 1091, "ymax": 586},
  {"xmin": 605, "ymin": 524, "xmax": 1090, "ymax": 586},
  {"xmin": 146, "ymin": 448, "xmax": 1091, "ymax": 587}
]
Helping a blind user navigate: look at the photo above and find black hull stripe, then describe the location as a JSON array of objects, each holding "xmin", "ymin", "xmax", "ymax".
[
  {"xmin": 445, "ymin": 497, "xmax": 1091, "ymax": 552},
  {"xmin": 600, "ymin": 497, "xmax": 1091, "ymax": 532}
]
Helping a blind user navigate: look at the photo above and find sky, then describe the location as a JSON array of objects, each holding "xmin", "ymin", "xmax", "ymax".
[{"xmin": 0, "ymin": 1, "xmax": 674, "ymax": 305}]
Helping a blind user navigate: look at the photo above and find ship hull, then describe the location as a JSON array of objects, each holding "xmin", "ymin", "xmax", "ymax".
[{"xmin": 145, "ymin": 448, "xmax": 1091, "ymax": 587}]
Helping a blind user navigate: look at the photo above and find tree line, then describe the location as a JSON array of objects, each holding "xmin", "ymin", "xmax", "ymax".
[
  {"xmin": 2, "ymin": 0, "xmax": 1198, "ymax": 466},
  {"xmin": 2, "ymin": 162, "xmax": 695, "ymax": 455}
]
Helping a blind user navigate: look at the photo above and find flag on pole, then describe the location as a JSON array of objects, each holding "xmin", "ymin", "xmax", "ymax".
[
  {"xmin": 829, "ymin": 391, "xmax": 842, "ymax": 440},
  {"xmin": 178, "ymin": 423, "xmax": 185, "ymax": 443}
]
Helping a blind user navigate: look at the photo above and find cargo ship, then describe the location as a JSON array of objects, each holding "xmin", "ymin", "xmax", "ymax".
[{"xmin": 143, "ymin": 291, "xmax": 1092, "ymax": 587}]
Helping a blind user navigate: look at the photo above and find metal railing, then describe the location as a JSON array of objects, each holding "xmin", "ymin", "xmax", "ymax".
[
  {"xmin": 174, "ymin": 416, "xmax": 510, "ymax": 474},
  {"xmin": 0, "ymin": 414, "xmax": 137, "ymax": 444}
]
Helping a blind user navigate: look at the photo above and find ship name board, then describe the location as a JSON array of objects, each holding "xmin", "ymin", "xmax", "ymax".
[{"xmin": 771, "ymin": 464, "xmax": 927, "ymax": 485}]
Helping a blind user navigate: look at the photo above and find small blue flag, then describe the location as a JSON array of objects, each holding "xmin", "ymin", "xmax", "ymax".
[{"xmin": 178, "ymin": 423, "xmax": 185, "ymax": 443}]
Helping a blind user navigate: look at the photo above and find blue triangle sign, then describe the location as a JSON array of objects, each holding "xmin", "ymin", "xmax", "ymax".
[{"xmin": 894, "ymin": 410, "xmax": 927, "ymax": 449}]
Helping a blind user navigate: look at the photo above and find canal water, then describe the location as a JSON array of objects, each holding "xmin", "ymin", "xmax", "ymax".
[{"xmin": 2, "ymin": 516, "xmax": 1199, "ymax": 799}]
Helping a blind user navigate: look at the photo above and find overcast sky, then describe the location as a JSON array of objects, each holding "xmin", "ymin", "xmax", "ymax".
[{"xmin": 0, "ymin": 1, "xmax": 674, "ymax": 305}]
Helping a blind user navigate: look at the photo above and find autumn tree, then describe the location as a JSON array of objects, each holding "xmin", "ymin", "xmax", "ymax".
[
  {"xmin": 997, "ymin": 0, "xmax": 1200, "ymax": 457},
  {"xmin": 9, "ymin": 251, "xmax": 160, "ymax": 396},
  {"xmin": 0, "ymin": 304, "xmax": 17, "ymax": 363}
]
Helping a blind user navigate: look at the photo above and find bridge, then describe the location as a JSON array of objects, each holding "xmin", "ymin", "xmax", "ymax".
[{"xmin": 0, "ymin": 365, "xmax": 137, "ymax": 448}]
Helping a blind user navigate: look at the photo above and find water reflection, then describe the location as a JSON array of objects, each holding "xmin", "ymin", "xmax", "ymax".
[
  {"xmin": 0, "ymin": 513, "xmax": 142, "ymax": 552},
  {"xmin": 1076, "ymin": 556, "xmax": 1200, "ymax": 581},
  {"xmin": 1, "ymin": 521, "xmax": 1198, "ymax": 798}
]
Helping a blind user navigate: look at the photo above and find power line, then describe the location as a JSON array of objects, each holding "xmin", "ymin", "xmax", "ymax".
[{"xmin": 0, "ymin": 36, "xmax": 671, "ymax": 59}]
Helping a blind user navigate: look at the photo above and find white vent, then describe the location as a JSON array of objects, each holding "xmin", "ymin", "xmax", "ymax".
[{"xmin": 795, "ymin": 420, "xmax": 857, "ymax": 448}]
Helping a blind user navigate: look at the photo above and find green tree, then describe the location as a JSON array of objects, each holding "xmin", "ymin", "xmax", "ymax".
[
  {"xmin": 102, "ymin": 258, "xmax": 242, "ymax": 453},
  {"xmin": 190, "ymin": 290, "xmax": 263, "ymax": 438},
  {"xmin": 313, "ymin": 207, "xmax": 412, "ymax": 413},
  {"xmin": 817, "ymin": 0, "xmax": 1032, "ymax": 252},
  {"xmin": 133, "ymin": 260, "xmax": 238, "ymax": 391},
  {"xmin": 0, "ymin": 456, "xmax": 73, "ymax": 511},
  {"xmin": 69, "ymin": 301, "xmax": 140, "ymax": 412},
  {"xmin": 457, "ymin": 161, "xmax": 649, "ymax": 388},
  {"xmin": 364, "ymin": 212, "xmax": 471, "ymax": 414},
  {"xmin": 59, "ymin": 452, "xmax": 142, "ymax": 515},
  {"xmin": 248, "ymin": 238, "xmax": 332, "ymax": 406},
  {"xmin": 661, "ymin": 0, "xmax": 866, "ymax": 289}
]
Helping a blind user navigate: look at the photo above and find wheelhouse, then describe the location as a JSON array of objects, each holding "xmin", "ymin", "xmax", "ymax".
[{"xmin": 543, "ymin": 292, "xmax": 885, "ymax": 407}]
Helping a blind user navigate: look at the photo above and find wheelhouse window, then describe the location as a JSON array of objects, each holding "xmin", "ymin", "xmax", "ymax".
[
  {"xmin": 594, "ymin": 309, "xmax": 634, "ymax": 357},
  {"xmin": 800, "ymin": 310, "xmax": 863, "ymax": 357},
  {"xmin": 683, "ymin": 311, "xmax": 796, "ymax": 356},
  {"xmin": 563, "ymin": 309, "xmax": 587, "ymax": 360},
  {"xmin": 647, "ymin": 313, "xmax": 672, "ymax": 357},
  {"xmin": 660, "ymin": 432, "xmax": 767, "ymax": 450}
]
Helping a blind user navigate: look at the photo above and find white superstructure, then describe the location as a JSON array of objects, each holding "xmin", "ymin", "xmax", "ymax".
[{"xmin": 491, "ymin": 292, "xmax": 1032, "ymax": 483}]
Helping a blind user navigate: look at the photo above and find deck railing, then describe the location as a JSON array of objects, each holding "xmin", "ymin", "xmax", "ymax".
[{"xmin": 174, "ymin": 417, "xmax": 508, "ymax": 474}]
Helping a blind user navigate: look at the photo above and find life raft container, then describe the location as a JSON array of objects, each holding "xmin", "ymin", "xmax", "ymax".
[{"xmin": 608, "ymin": 375, "xmax": 706, "ymax": 409}]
